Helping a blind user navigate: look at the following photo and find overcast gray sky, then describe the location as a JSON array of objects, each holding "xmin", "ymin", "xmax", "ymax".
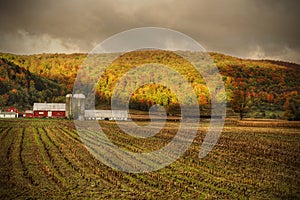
[{"xmin": 0, "ymin": 0, "xmax": 299, "ymax": 63}]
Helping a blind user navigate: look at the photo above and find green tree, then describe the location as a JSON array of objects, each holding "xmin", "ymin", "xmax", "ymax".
[{"xmin": 0, "ymin": 95, "xmax": 7, "ymax": 111}]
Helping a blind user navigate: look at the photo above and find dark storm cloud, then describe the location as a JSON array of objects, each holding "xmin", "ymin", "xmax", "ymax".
[{"xmin": 0, "ymin": 0, "xmax": 299, "ymax": 63}]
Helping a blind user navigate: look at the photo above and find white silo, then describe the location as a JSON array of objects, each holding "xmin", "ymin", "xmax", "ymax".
[{"xmin": 73, "ymin": 94, "xmax": 85, "ymax": 120}]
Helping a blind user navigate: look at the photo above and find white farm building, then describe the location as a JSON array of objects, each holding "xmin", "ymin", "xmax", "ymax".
[
  {"xmin": 0, "ymin": 112, "xmax": 17, "ymax": 118},
  {"xmin": 85, "ymin": 110, "xmax": 128, "ymax": 120}
]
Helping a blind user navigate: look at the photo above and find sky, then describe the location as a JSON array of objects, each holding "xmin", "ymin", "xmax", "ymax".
[{"xmin": 0, "ymin": 0, "xmax": 299, "ymax": 63}]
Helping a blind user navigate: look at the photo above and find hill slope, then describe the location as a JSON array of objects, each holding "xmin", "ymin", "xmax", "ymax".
[
  {"xmin": 0, "ymin": 58, "xmax": 68, "ymax": 110},
  {"xmin": 0, "ymin": 51, "xmax": 299, "ymax": 119}
]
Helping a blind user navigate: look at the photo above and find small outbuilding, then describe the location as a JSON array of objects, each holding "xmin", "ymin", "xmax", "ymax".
[{"xmin": 25, "ymin": 110, "xmax": 34, "ymax": 118}]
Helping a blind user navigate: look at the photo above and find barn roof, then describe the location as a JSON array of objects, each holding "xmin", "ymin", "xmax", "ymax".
[{"xmin": 33, "ymin": 103, "xmax": 66, "ymax": 111}]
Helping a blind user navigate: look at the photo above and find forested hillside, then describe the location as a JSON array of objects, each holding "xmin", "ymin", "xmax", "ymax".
[
  {"xmin": 0, "ymin": 51, "xmax": 299, "ymax": 119},
  {"xmin": 0, "ymin": 58, "xmax": 68, "ymax": 110},
  {"xmin": 0, "ymin": 53, "xmax": 86, "ymax": 91},
  {"xmin": 210, "ymin": 53, "xmax": 300, "ymax": 119}
]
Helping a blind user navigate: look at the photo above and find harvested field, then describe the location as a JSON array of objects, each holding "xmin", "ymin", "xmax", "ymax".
[{"xmin": 0, "ymin": 119, "xmax": 299, "ymax": 199}]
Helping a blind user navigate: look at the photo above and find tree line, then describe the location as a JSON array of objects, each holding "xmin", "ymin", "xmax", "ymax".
[{"xmin": 0, "ymin": 51, "xmax": 299, "ymax": 120}]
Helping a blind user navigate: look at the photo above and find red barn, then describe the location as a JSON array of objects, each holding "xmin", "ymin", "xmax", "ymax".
[{"xmin": 33, "ymin": 103, "xmax": 66, "ymax": 118}]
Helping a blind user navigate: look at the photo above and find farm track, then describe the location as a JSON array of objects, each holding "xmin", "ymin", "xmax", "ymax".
[{"xmin": 0, "ymin": 119, "xmax": 299, "ymax": 199}]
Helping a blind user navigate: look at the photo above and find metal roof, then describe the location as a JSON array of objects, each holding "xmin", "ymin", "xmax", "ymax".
[
  {"xmin": 33, "ymin": 103, "xmax": 66, "ymax": 111},
  {"xmin": 0, "ymin": 112, "xmax": 17, "ymax": 115},
  {"xmin": 85, "ymin": 110, "xmax": 128, "ymax": 118},
  {"xmin": 73, "ymin": 93, "xmax": 85, "ymax": 99}
]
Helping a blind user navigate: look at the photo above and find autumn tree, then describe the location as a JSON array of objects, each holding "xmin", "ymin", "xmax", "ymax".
[
  {"xmin": 231, "ymin": 81, "xmax": 251, "ymax": 120},
  {"xmin": 283, "ymin": 95, "xmax": 300, "ymax": 121}
]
